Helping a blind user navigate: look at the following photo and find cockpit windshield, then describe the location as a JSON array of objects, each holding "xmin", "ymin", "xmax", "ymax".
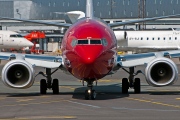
[
  {"xmin": 77, "ymin": 40, "xmax": 89, "ymax": 44},
  {"xmin": 77, "ymin": 39, "xmax": 102, "ymax": 45},
  {"xmin": 90, "ymin": 40, "xmax": 101, "ymax": 44},
  {"xmin": 10, "ymin": 34, "xmax": 23, "ymax": 38},
  {"xmin": 71, "ymin": 39, "xmax": 108, "ymax": 46}
]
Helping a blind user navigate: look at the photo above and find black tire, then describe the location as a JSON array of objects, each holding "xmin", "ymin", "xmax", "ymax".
[
  {"xmin": 40, "ymin": 79, "xmax": 47, "ymax": 94},
  {"xmin": 25, "ymin": 50, "xmax": 31, "ymax": 54},
  {"xmin": 85, "ymin": 90, "xmax": 89, "ymax": 100},
  {"xmin": 91, "ymin": 90, "xmax": 96, "ymax": 100},
  {"xmin": 122, "ymin": 78, "xmax": 129, "ymax": 94},
  {"xmin": 134, "ymin": 78, "xmax": 141, "ymax": 94},
  {"xmin": 52, "ymin": 79, "xmax": 59, "ymax": 94}
]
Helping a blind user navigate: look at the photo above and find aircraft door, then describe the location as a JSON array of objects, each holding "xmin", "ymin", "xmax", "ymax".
[{"xmin": 0, "ymin": 35, "xmax": 3, "ymax": 44}]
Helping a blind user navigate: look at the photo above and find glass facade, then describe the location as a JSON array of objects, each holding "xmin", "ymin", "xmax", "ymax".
[{"xmin": 0, "ymin": 0, "xmax": 180, "ymax": 19}]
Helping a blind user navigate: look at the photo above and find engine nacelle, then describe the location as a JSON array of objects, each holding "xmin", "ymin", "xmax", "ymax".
[
  {"xmin": 2, "ymin": 59, "xmax": 35, "ymax": 89},
  {"xmin": 145, "ymin": 58, "xmax": 178, "ymax": 87}
]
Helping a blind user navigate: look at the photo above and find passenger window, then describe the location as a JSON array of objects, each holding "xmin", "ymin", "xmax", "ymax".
[
  {"xmin": 147, "ymin": 37, "xmax": 149, "ymax": 40},
  {"xmin": 141, "ymin": 37, "xmax": 143, "ymax": 40},
  {"xmin": 163, "ymin": 37, "xmax": 166, "ymax": 40},
  {"xmin": 158, "ymin": 37, "xmax": 160, "ymax": 40},
  {"xmin": 175, "ymin": 37, "xmax": 177, "ymax": 40},
  {"xmin": 152, "ymin": 38, "xmax": 154, "ymax": 40}
]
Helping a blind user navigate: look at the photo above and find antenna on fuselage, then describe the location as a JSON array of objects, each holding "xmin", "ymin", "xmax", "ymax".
[{"xmin": 86, "ymin": 0, "xmax": 93, "ymax": 18}]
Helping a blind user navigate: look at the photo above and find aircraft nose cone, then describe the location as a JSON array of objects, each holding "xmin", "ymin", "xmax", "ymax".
[
  {"xmin": 83, "ymin": 55, "xmax": 96, "ymax": 64},
  {"xmin": 25, "ymin": 39, "xmax": 33, "ymax": 47},
  {"xmin": 75, "ymin": 45, "xmax": 103, "ymax": 64}
]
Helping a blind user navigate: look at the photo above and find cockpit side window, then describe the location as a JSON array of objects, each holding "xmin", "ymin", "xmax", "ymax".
[
  {"xmin": 102, "ymin": 39, "xmax": 108, "ymax": 46},
  {"xmin": 16, "ymin": 34, "xmax": 23, "ymax": 38},
  {"xmin": 10, "ymin": 34, "xmax": 23, "ymax": 38},
  {"xmin": 71, "ymin": 39, "xmax": 77, "ymax": 46},
  {"xmin": 10, "ymin": 34, "xmax": 17, "ymax": 37}
]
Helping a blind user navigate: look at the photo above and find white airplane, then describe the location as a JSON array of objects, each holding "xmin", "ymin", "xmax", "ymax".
[
  {"xmin": 114, "ymin": 29, "xmax": 180, "ymax": 53},
  {"xmin": 0, "ymin": 0, "xmax": 180, "ymax": 100},
  {"xmin": 0, "ymin": 30, "xmax": 33, "ymax": 49}
]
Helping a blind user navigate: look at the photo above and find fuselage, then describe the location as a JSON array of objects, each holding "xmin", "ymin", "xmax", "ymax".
[
  {"xmin": 61, "ymin": 18, "xmax": 117, "ymax": 81},
  {"xmin": 0, "ymin": 31, "xmax": 33, "ymax": 49},
  {"xmin": 115, "ymin": 30, "xmax": 180, "ymax": 53}
]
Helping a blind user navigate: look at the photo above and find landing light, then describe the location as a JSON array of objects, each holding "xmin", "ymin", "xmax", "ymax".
[
  {"xmin": 120, "ymin": 57, "xmax": 126, "ymax": 61},
  {"xmin": 88, "ymin": 90, "xmax": 91, "ymax": 93}
]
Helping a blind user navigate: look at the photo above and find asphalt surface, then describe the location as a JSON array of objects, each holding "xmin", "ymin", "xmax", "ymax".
[{"xmin": 0, "ymin": 60, "xmax": 179, "ymax": 120}]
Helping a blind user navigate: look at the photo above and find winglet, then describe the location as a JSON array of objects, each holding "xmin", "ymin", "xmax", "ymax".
[{"xmin": 86, "ymin": 0, "xmax": 93, "ymax": 18}]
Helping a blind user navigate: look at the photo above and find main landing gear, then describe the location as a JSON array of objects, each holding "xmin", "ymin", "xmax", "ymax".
[
  {"xmin": 121, "ymin": 67, "xmax": 141, "ymax": 94},
  {"xmin": 38, "ymin": 68, "xmax": 59, "ymax": 94},
  {"xmin": 84, "ymin": 81, "xmax": 96, "ymax": 100}
]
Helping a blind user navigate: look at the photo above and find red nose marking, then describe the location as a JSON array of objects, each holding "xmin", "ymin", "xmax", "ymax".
[{"xmin": 75, "ymin": 45, "xmax": 103, "ymax": 64}]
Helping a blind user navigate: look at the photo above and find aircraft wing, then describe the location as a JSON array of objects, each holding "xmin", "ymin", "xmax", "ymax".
[
  {"xmin": 0, "ymin": 17, "xmax": 72, "ymax": 28},
  {"xmin": 0, "ymin": 52, "xmax": 63, "ymax": 68},
  {"xmin": 117, "ymin": 50, "xmax": 180, "ymax": 68},
  {"xmin": 110, "ymin": 14, "xmax": 180, "ymax": 28}
]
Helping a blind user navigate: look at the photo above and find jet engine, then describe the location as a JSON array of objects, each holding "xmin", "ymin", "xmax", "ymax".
[
  {"xmin": 145, "ymin": 58, "xmax": 178, "ymax": 87},
  {"xmin": 2, "ymin": 59, "xmax": 35, "ymax": 89}
]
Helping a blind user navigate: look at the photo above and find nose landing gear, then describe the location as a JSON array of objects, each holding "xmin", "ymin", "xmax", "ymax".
[{"xmin": 84, "ymin": 81, "xmax": 96, "ymax": 100}]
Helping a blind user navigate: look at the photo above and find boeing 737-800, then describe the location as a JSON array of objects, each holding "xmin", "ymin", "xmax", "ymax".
[
  {"xmin": 0, "ymin": 0, "xmax": 180, "ymax": 100},
  {"xmin": 0, "ymin": 30, "xmax": 33, "ymax": 49}
]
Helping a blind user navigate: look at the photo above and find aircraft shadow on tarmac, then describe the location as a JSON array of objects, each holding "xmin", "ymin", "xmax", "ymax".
[
  {"xmin": 71, "ymin": 84, "xmax": 129, "ymax": 100},
  {"xmin": 3, "ymin": 84, "xmax": 180, "ymax": 99},
  {"xmin": 5, "ymin": 84, "xmax": 130, "ymax": 100}
]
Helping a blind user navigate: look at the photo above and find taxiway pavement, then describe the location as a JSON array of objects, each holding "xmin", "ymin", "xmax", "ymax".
[{"xmin": 0, "ymin": 61, "xmax": 179, "ymax": 120}]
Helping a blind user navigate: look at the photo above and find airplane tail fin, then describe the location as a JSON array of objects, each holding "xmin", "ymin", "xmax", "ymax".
[
  {"xmin": 54, "ymin": 11, "xmax": 85, "ymax": 23},
  {"xmin": 66, "ymin": 11, "xmax": 85, "ymax": 23},
  {"xmin": 86, "ymin": 0, "xmax": 93, "ymax": 18}
]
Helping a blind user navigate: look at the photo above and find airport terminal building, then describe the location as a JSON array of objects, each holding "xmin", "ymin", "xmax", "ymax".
[
  {"xmin": 0, "ymin": 0, "xmax": 180, "ymax": 20},
  {"xmin": 0, "ymin": 0, "xmax": 180, "ymax": 28},
  {"xmin": 0, "ymin": 0, "xmax": 180, "ymax": 52}
]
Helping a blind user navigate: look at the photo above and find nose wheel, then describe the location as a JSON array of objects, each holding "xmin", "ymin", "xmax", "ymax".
[
  {"xmin": 85, "ymin": 89, "xmax": 96, "ymax": 100},
  {"xmin": 84, "ymin": 81, "xmax": 96, "ymax": 100}
]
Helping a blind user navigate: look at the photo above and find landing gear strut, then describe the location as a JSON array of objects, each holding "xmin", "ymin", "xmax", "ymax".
[
  {"xmin": 84, "ymin": 81, "xmax": 96, "ymax": 100},
  {"xmin": 122, "ymin": 67, "xmax": 141, "ymax": 94},
  {"xmin": 39, "ymin": 68, "xmax": 59, "ymax": 94}
]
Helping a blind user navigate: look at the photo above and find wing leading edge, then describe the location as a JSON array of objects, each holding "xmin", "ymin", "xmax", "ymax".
[
  {"xmin": 0, "ymin": 52, "xmax": 63, "ymax": 68},
  {"xmin": 0, "ymin": 17, "xmax": 72, "ymax": 28},
  {"xmin": 117, "ymin": 50, "xmax": 180, "ymax": 68},
  {"xmin": 1, "ymin": 14, "xmax": 180, "ymax": 28},
  {"xmin": 110, "ymin": 14, "xmax": 180, "ymax": 28}
]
